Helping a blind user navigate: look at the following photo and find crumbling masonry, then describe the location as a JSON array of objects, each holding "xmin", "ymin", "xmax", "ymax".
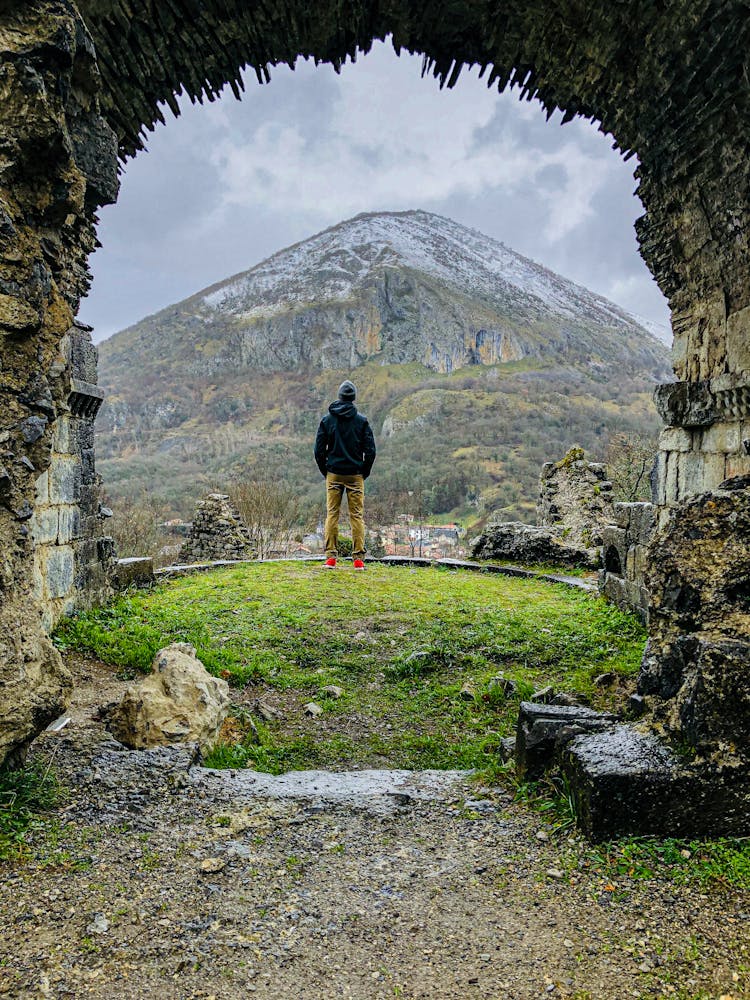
[{"xmin": 1, "ymin": 0, "xmax": 750, "ymax": 834}]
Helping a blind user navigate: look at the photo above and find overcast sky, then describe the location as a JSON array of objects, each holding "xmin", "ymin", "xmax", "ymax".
[{"xmin": 81, "ymin": 42, "xmax": 671, "ymax": 345}]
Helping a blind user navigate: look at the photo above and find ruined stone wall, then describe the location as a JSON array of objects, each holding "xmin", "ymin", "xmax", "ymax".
[
  {"xmin": 0, "ymin": 3, "xmax": 119, "ymax": 762},
  {"xmin": 599, "ymin": 502, "xmax": 655, "ymax": 622},
  {"xmin": 537, "ymin": 449, "xmax": 614, "ymax": 548},
  {"xmin": 178, "ymin": 494, "xmax": 255, "ymax": 564},
  {"xmin": 31, "ymin": 323, "xmax": 113, "ymax": 632}
]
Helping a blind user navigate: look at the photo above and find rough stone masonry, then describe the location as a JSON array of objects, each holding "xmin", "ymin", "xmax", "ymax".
[{"xmin": 1, "ymin": 0, "xmax": 750, "ymax": 836}]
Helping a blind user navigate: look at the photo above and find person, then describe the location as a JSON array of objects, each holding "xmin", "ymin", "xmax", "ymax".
[{"xmin": 314, "ymin": 380, "xmax": 376, "ymax": 570}]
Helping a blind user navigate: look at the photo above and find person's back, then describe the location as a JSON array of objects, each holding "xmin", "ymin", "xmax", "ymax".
[{"xmin": 314, "ymin": 380, "xmax": 376, "ymax": 569}]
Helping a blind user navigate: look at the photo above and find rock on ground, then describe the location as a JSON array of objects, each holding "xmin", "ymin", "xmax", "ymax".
[
  {"xmin": 107, "ymin": 642, "xmax": 230, "ymax": 750},
  {"xmin": 472, "ymin": 522, "xmax": 599, "ymax": 569}
]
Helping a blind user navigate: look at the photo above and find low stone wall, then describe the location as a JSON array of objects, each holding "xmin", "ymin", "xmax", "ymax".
[
  {"xmin": 599, "ymin": 502, "xmax": 655, "ymax": 622},
  {"xmin": 178, "ymin": 493, "xmax": 255, "ymax": 563},
  {"xmin": 31, "ymin": 324, "xmax": 113, "ymax": 632}
]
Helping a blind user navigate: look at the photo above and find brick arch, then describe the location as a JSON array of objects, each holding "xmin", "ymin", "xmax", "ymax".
[{"xmin": 0, "ymin": 0, "xmax": 749, "ymax": 781}]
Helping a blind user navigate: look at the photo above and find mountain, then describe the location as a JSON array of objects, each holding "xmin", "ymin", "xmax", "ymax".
[{"xmin": 95, "ymin": 210, "xmax": 671, "ymax": 524}]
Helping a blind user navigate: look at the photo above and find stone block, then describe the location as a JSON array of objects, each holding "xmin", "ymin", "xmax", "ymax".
[
  {"xmin": 57, "ymin": 506, "xmax": 81, "ymax": 543},
  {"xmin": 612, "ymin": 503, "xmax": 631, "ymax": 529},
  {"xmin": 650, "ymin": 451, "xmax": 667, "ymax": 505},
  {"xmin": 702, "ymin": 452, "xmax": 728, "ymax": 493},
  {"xmin": 659, "ymin": 426, "xmax": 693, "ymax": 452},
  {"xmin": 48, "ymin": 456, "xmax": 81, "ymax": 504},
  {"xmin": 34, "ymin": 470, "xmax": 49, "ymax": 505},
  {"xmin": 724, "ymin": 455, "xmax": 750, "ymax": 480},
  {"xmin": 676, "ymin": 451, "xmax": 707, "ymax": 497},
  {"xmin": 114, "ymin": 557, "xmax": 155, "ymax": 589},
  {"xmin": 51, "ymin": 415, "xmax": 71, "ymax": 454},
  {"xmin": 678, "ymin": 638, "xmax": 750, "ymax": 751},
  {"xmin": 600, "ymin": 572, "xmax": 627, "ymax": 607},
  {"xmin": 654, "ymin": 380, "xmax": 715, "ymax": 428},
  {"xmin": 45, "ymin": 545, "xmax": 74, "ymax": 600},
  {"xmin": 726, "ymin": 304, "xmax": 750, "ymax": 373},
  {"xmin": 700, "ymin": 421, "xmax": 740, "ymax": 454},
  {"xmin": 561, "ymin": 725, "xmax": 750, "ymax": 839},
  {"xmin": 515, "ymin": 702, "xmax": 617, "ymax": 781},
  {"xmin": 629, "ymin": 502, "xmax": 655, "ymax": 541},
  {"xmin": 32, "ymin": 507, "xmax": 58, "ymax": 545}
]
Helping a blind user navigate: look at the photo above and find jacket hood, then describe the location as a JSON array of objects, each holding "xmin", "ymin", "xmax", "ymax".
[{"xmin": 329, "ymin": 400, "xmax": 357, "ymax": 419}]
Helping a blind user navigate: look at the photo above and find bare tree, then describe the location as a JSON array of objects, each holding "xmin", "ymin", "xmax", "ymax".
[
  {"xmin": 107, "ymin": 492, "xmax": 172, "ymax": 562},
  {"xmin": 604, "ymin": 431, "xmax": 659, "ymax": 502},
  {"xmin": 230, "ymin": 480, "xmax": 301, "ymax": 559}
]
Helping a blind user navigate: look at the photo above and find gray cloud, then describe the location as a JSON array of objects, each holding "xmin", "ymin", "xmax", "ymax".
[{"xmin": 81, "ymin": 42, "xmax": 670, "ymax": 343}]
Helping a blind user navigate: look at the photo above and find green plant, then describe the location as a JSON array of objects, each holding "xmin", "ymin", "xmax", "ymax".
[{"xmin": 0, "ymin": 761, "xmax": 61, "ymax": 860}]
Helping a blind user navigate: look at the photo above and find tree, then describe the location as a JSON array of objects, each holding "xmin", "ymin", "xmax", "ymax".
[
  {"xmin": 230, "ymin": 479, "xmax": 301, "ymax": 559},
  {"xmin": 604, "ymin": 431, "xmax": 659, "ymax": 502},
  {"xmin": 107, "ymin": 492, "xmax": 172, "ymax": 562}
]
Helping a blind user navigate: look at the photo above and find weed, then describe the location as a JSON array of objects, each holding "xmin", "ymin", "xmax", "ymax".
[{"xmin": 0, "ymin": 760, "xmax": 61, "ymax": 860}]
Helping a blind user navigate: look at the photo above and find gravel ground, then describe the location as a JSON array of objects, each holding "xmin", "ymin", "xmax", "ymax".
[{"xmin": 0, "ymin": 658, "xmax": 747, "ymax": 1000}]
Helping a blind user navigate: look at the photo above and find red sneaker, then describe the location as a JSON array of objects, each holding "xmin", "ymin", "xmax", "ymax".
[
  {"xmin": 353, "ymin": 559, "xmax": 365, "ymax": 570},
  {"xmin": 324, "ymin": 557, "xmax": 337, "ymax": 569}
]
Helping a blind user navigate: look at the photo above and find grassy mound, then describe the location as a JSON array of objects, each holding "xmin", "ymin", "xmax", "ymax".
[{"xmin": 55, "ymin": 562, "xmax": 646, "ymax": 775}]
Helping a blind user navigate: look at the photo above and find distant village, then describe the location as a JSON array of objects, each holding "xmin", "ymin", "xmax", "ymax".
[{"xmin": 159, "ymin": 514, "xmax": 466, "ymax": 561}]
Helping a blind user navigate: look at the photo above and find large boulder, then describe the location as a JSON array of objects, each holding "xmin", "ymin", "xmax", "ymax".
[
  {"xmin": 472, "ymin": 522, "xmax": 599, "ymax": 569},
  {"xmin": 107, "ymin": 643, "xmax": 230, "ymax": 750}
]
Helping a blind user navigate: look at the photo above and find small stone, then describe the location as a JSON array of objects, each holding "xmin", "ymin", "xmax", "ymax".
[
  {"xmin": 531, "ymin": 686, "xmax": 555, "ymax": 704},
  {"xmin": 535, "ymin": 830, "xmax": 549, "ymax": 842},
  {"xmin": 546, "ymin": 868, "xmax": 564, "ymax": 880},
  {"xmin": 255, "ymin": 700, "xmax": 282, "ymax": 722},
  {"xmin": 304, "ymin": 702, "xmax": 323, "ymax": 717},
  {"xmin": 458, "ymin": 683, "xmax": 476, "ymax": 701},
  {"xmin": 563, "ymin": 939, "xmax": 573, "ymax": 948},
  {"xmin": 488, "ymin": 674, "xmax": 516, "ymax": 696},
  {"xmin": 320, "ymin": 685, "xmax": 343, "ymax": 698},
  {"xmin": 87, "ymin": 913, "xmax": 109, "ymax": 935},
  {"xmin": 628, "ymin": 693, "xmax": 647, "ymax": 717},
  {"xmin": 200, "ymin": 857, "xmax": 227, "ymax": 874},
  {"xmin": 594, "ymin": 672, "xmax": 616, "ymax": 687}
]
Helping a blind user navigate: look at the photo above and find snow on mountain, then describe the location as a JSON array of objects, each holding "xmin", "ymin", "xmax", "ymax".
[{"xmin": 201, "ymin": 209, "xmax": 656, "ymax": 338}]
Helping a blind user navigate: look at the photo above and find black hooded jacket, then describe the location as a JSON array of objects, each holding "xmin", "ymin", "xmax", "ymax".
[{"xmin": 314, "ymin": 400, "xmax": 376, "ymax": 479}]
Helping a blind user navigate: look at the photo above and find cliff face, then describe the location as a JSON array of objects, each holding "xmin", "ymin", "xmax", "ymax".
[
  {"xmin": 100, "ymin": 210, "xmax": 670, "ymax": 382},
  {"xmin": 96, "ymin": 211, "xmax": 670, "ymax": 521}
]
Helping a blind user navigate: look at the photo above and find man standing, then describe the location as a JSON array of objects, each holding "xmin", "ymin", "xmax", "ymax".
[{"xmin": 314, "ymin": 380, "xmax": 376, "ymax": 570}]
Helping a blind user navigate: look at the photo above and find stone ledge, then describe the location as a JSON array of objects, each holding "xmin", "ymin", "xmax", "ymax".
[
  {"xmin": 560, "ymin": 725, "xmax": 750, "ymax": 840},
  {"xmin": 114, "ymin": 557, "xmax": 155, "ymax": 589},
  {"xmin": 515, "ymin": 702, "xmax": 619, "ymax": 781}
]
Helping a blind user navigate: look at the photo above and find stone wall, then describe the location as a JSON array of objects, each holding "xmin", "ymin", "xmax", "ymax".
[
  {"xmin": 537, "ymin": 448, "xmax": 615, "ymax": 548},
  {"xmin": 178, "ymin": 494, "xmax": 255, "ymax": 563},
  {"xmin": 599, "ymin": 502, "xmax": 655, "ymax": 622},
  {"xmin": 31, "ymin": 324, "xmax": 113, "ymax": 632},
  {"xmin": 652, "ymin": 382, "xmax": 750, "ymax": 519}
]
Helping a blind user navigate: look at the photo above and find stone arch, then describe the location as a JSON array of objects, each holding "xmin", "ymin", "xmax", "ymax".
[{"xmin": 1, "ymin": 0, "xmax": 749, "ymax": 768}]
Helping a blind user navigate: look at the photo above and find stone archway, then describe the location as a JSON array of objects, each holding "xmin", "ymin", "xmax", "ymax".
[{"xmin": 1, "ymin": 1, "xmax": 749, "ymax": 808}]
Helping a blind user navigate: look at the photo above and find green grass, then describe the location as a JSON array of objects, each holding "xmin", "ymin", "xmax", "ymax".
[
  {"xmin": 0, "ymin": 761, "xmax": 61, "ymax": 860},
  {"xmin": 583, "ymin": 836, "xmax": 750, "ymax": 890},
  {"xmin": 55, "ymin": 562, "xmax": 646, "ymax": 775}
]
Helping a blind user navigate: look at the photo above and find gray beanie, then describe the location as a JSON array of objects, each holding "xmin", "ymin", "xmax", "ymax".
[{"xmin": 338, "ymin": 380, "xmax": 356, "ymax": 401}]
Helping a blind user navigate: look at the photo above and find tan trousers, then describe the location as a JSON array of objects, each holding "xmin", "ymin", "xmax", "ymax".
[{"xmin": 325, "ymin": 473, "xmax": 365, "ymax": 558}]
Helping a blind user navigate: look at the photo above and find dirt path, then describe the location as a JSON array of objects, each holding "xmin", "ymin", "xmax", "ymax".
[{"xmin": 0, "ymin": 657, "xmax": 747, "ymax": 1000}]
